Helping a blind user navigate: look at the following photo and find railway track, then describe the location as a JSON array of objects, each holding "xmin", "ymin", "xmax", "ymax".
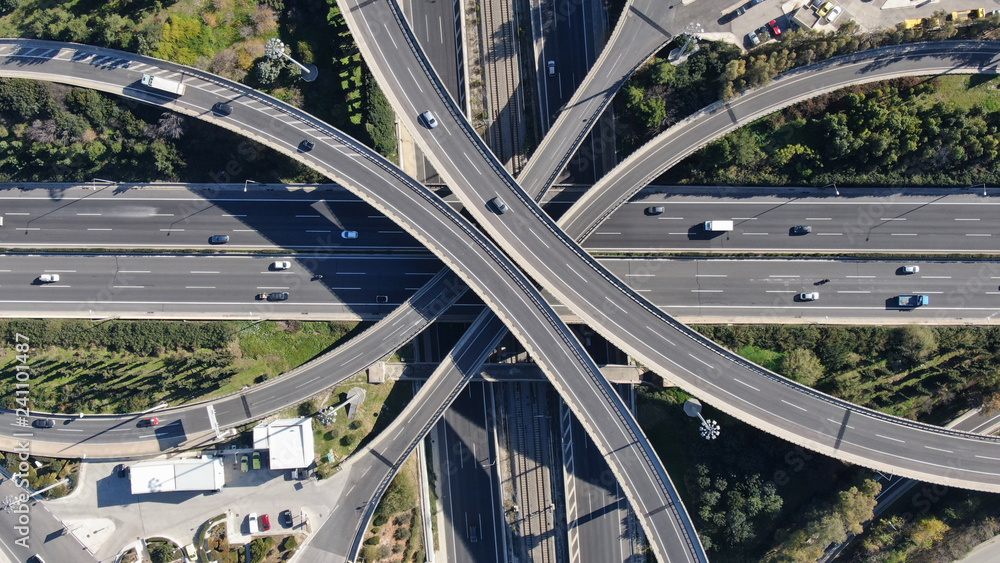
[
  {"xmin": 510, "ymin": 382, "xmax": 557, "ymax": 562},
  {"xmin": 479, "ymin": 0, "xmax": 526, "ymax": 172}
]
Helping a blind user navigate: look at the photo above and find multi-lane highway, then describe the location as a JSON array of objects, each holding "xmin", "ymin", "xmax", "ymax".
[
  {"xmin": 559, "ymin": 41, "xmax": 1000, "ymax": 240},
  {"xmin": 340, "ymin": 0, "xmax": 1000, "ymax": 515},
  {"xmin": 8, "ymin": 31, "xmax": 1000, "ymax": 563},
  {"xmin": 584, "ymin": 190, "xmax": 1000, "ymax": 253},
  {"xmin": 7, "ymin": 252, "xmax": 1000, "ymax": 324}
]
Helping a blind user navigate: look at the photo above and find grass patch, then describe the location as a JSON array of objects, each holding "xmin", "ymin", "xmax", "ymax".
[
  {"xmin": 2, "ymin": 454, "xmax": 79, "ymax": 498},
  {"xmin": 918, "ymin": 74, "xmax": 1000, "ymax": 113},
  {"xmin": 286, "ymin": 375, "xmax": 414, "ymax": 477},
  {"xmin": 736, "ymin": 345, "xmax": 784, "ymax": 372},
  {"xmin": 0, "ymin": 319, "xmax": 358, "ymax": 414}
]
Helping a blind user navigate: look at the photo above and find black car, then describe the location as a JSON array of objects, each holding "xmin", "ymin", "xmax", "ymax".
[
  {"xmin": 212, "ymin": 102, "xmax": 233, "ymax": 116},
  {"xmin": 209, "ymin": 234, "xmax": 230, "ymax": 244},
  {"xmin": 114, "ymin": 464, "xmax": 129, "ymax": 478},
  {"xmin": 32, "ymin": 419, "xmax": 54, "ymax": 429},
  {"xmin": 791, "ymin": 225, "xmax": 813, "ymax": 235},
  {"xmin": 268, "ymin": 292, "xmax": 290, "ymax": 301},
  {"xmin": 280, "ymin": 509, "xmax": 293, "ymax": 528},
  {"xmin": 299, "ymin": 139, "xmax": 315, "ymax": 152}
]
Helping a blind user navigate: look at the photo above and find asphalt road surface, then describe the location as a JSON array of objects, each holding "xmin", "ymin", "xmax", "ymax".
[
  {"xmin": 7, "ymin": 253, "xmax": 1000, "ymax": 324},
  {"xmin": 560, "ymin": 42, "xmax": 1000, "ymax": 240},
  {"xmin": 434, "ymin": 382, "xmax": 504, "ymax": 563},
  {"xmin": 0, "ymin": 473, "xmax": 95, "ymax": 563},
  {"xmin": 584, "ymin": 190, "xmax": 1000, "ymax": 253},
  {"xmin": 0, "ymin": 184, "xmax": 421, "ymax": 250}
]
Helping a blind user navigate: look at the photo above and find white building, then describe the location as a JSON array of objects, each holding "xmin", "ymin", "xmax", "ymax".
[
  {"xmin": 252, "ymin": 417, "xmax": 315, "ymax": 470},
  {"xmin": 130, "ymin": 457, "xmax": 225, "ymax": 495}
]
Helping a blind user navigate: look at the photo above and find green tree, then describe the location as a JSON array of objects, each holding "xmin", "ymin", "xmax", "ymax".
[
  {"xmin": 893, "ymin": 325, "xmax": 938, "ymax": 366},
  {"xmin": 780, "ymin": 348, "xmax": 824, "ymax": 385},
  {"xmin": 256, "ymin": 58, "xmax": 282, "ymax": 85},
  {"xmin": 0, "ymin": 0, "xmax": 19, "ymax": 16}
]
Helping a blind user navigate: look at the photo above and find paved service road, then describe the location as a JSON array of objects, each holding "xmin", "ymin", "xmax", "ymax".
[
  {"xmin": 0, "ymin": 473, "xmax": 95, "ymax": 563},
  {"xmin": 560, "ymin": 41, "xmax": 1000, "ymax": 240}
]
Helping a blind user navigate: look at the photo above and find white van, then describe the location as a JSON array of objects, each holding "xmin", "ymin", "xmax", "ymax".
[
  {"xmin": 703, "ymin": 220, "xmax": 734, "ymax": 231},
  {"xmin": 248, "ymin": 512, "xmax": 259, "ymax": 534}
]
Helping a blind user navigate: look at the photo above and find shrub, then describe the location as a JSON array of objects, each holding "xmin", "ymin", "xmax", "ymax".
[{"xmin": 365, "ymin": 536, "xmax": 381, "ymax": 545}]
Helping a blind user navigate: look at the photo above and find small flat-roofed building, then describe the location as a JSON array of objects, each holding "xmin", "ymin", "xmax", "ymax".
[
  {"xmin": 129, "ymin": 457, "xmax": 224, "ymax": 495},
  {"xmin": 252, "ymin": 417, "xmax": 315, "ymax": 470}
]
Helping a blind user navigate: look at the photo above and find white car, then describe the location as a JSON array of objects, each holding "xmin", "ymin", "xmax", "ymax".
[
  {"xmin": 902, "ymin": 265, "xmax": 920, "ymax": 274},
  {"xmin": 420, "ymin": 111, "xmax": 438, "ymax": 129},
  {"xmin": 38, "ymin": 274, "xmax": 60, "ymax": 283},
  {"xmin": 248, "ymin": 512, "xmax": 259, "ymax": 534},
  {"xmin": 341, "ymin": 230, "xmax": 358, "ymax": 239},
  {"xmin": 547, "ymin": 60, "xmax": 555, "ymax": 75},
  {"xmin": 798, "ymin": 292, "xmax": 819, "ymax": 301},
  {"xmin": 272, "ymin": 261, "xmax": 291, "ymax": 270},
  {"xmin": 826, "ymin": 5, "xmax": 842, "ymax": 22}
]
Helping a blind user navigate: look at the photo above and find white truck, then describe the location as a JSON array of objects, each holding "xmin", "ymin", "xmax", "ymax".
[
  {"xmin": 703, "ymin": 220, "xmax": 734, "ymax": 232},
  {"xmin": 140, "ymin": 74, "xmax": 186, "ymax": 96}
]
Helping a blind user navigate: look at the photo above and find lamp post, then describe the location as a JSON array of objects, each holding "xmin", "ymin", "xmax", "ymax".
[
  {"xmin": 967, "ymin": 183, "xmax": 987, "ymax": 196},
  {"xmin": 822, "ymin": 182, "xmax": 839, "ymax": 195},
  {"xmin": 264, "ymin": 38, "xmax": 318, "ymax": 82},
  {"xmin": 244, "ymin": 179, "xmax": 256, "ymax": 193}
]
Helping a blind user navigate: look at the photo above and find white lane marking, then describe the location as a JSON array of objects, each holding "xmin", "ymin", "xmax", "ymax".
[
  {"xmin": 406, "ymin": 68, "xmax": 424, "ymax": 92},
  {"xmin": 765, "ymin": 290, "xmax": 797, "ymax": 293},
  {"xmin": 827, "ymin": 417, "xmax": 855, "ymax": 430},
  {"xmin": 463, "ymin": 153, "xmax": 482, "ymax": 175},
  {"xmin": 732, "ymin": 217, "xmax": 756, "ymax": 220},
  {"xmin": 656, "ymin": 217, "xmax": 684, "ymax": 220},
  {"xmin": 925, "ymin": 446, "xmax": 953, "ymax": 454},
  {"xmin": 733, "ymin": 378, "xmax": 759, "ymax": 391},
  {"xmin": 691, "ymin": 289, "xmax": 722, "ymax": 293},
  {"xmin": 922, "ymin": 276, "xmax": 951, "ymax": 279},
  {"xmin": 112, "ymin": 285, "xmax": 144, "ymax": 289},
  {"xmin": 955, "ymin": 218, "xmax": 980, "ymax": 221},
  {"xmin": 769, "ymin": 275, "xmax": 799, "ymax": 278},
  {"xmin": 337, "ymin": 272, "xmax": 365, "ymax": 275},
  {"xmin": 185, "ymin": 286, "xmax": 216, "ymax": 289},
  {"xmin": 306, "ymin": 230, "xmax": 332, "ymax": 233},
  {"xmin": 780, "ymin": 400, "xmax": 807, "ymax": 412},
  {"xmin": 845, "ymin": 275, "xmax": 875, "ymax": 278},
  {"xmin": 149, "ymin": 213, "xmax": 175, "ymax": 216},
  {"xmin": 595, "ymin": 232, "xmax": 621, "ymax": 235},
  {"xmin": 626, "ymin": 273, "xmax": 655, "ymax": 277},
  {"xmin": 222, "ymin": 214, "xmax": 247, "ymax": 217},
  {"xmin": 76, "ymin": 213, "xmax": 102, "ymax": 216},
  {"xmin": 645, "ymin": 325, "xmax": 674, "ymax": 346},
  {"xmin": 816, "ymin": 233, "xmax": 842, "ymax": 236},
  {"xmin": 890, "ymin": 233, "xmax": 918, "ymax": 236},
  {"xmin": 975, "ymin": 455, "xmax": 1000, "ymax": 461},
  {"xmin": 967, "ymin": 233, "xmax": 992, "ymax": 237},
  {"xmin": 743, "ymin": 232, "xmax": 769, "ymax": 235},
  {"xmin": 880, "ymin": 218, "xmax": 906, "ymax": 221},
  {"xmin": 159, "ymin": 228, "xmax": 185, "ymax": 232},
  {"xmin": 87, "ymin": 228, "xmax": 112, "ymax": 231},
  {"xmin": 805, "ymin": 217, "xmax": 831, "ymax": 220},
  {"xmin": 118, "ymin": 270, "xmax": 150, "ymax": 273},
  {"xmin": 695, "ymin": 274, "xmax": 727, "ymax": 277},
  {"xmin": 5, "ymin": 212, "xmax": 30, "ymax": 215},
  {"xmin": 837, "ymin": 290, "xmax": 871, "ymax": 294},
  {"xmin": 191, "ymin": 271, "xmax": 220, "ymax": 274},
  {"xmin": 876, "ymin": 434, "xmax": 905, "ymax": 443},
  {"xmin": 688, "ymin": 354, "xmax": 714, "ymax": 369},
  {"xmin": 295, "ymin": 214, "xmax": 321, "ymax": 218}
]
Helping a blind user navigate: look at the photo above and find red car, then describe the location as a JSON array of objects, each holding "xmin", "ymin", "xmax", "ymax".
[
  {"xmin": 139, "ymin": 417, "xmax": 159, "ymax": 427},
  {"xmin": 768, "ymin": 19, "xmax": 782, "ymax": 36},
  {"xmin": 260, "ymin": 514, "xmax": 271, "ymax": 531}
]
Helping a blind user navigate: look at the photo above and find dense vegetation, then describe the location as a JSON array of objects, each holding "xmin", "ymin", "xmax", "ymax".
[
  {"xmin": 0, "ymin": 0, "xmax": 397, "ymax": 184},
  {"xmin": 638, "ymin": 324, "xmax": 1000, "ymax": 559},
  {"xmin": 638, "ymin": 386, "xmax": 877, "ymax": 561},
  {"xmin": 667, "ymin": 77, "xmax": 1000, "ymax": 187},
  {"xmin": 362, "ymin": 460, "xmax": 425, "ymax": 562},
  {"xmin": 617, "ymin": 13, "xmax": 1000, "ymax": 157},
  {"xmin": 0, "ymin": 318, "xmax": 358, "ymax": 413},
  {"xmin": 695, "ymin": 324, "xmax": 1000, "ymax": 424}
]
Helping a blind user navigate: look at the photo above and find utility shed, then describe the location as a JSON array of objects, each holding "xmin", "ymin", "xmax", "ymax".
[
  {"xmin": 791, "ymin": 7, "xmax": 820, "ymax": 30},
  {"xmin": 130, "ymin": 457, "xmax": 224, "ymax": 494},
  {"xmin": 252, "ymin": 417, "xmax": 315, "ymax": 470}
]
